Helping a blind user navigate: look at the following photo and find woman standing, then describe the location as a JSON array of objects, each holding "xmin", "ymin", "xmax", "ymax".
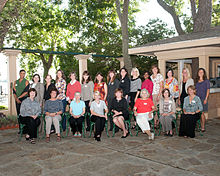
[
  {"xmin": 55, "ymin": 69, "xmax": 67, "ymax": 131},
  {"xmin": 150, "ymin": 65, "xmax": 164, "ymax": 125},
  {"xmin": 81, "ymin": 71, "xmax": 94, "ymax": 131},
  {"xmin": 30, "ymin": 74, "xmax": 44, "ymax": 107},
  {"xmin": 66, "ymin": 72, "xmax": 81, "ymax": 103},
  {"xmin": 141, "ymin": 71, "xmax": 153, "ymax": 100},
  {"xmin": 94, "ymin": 72, "xmax": 108, "ymax": 102},
  {"xmin": 159, "ymin": 89, "xmax": 176, "ymax": 137},
  {"xmin": 178, "ymin": 68, "xmax": 194, "ymax": 107},
  {"xmin": 195, "ymin": 68, "xmax": 210, "ymax": 132},
  {"xmin": 164, "ymin": 69, "xmax": 179, "ymax": 101},
  {"xmin": 179, "ymin": 86, "xmax": 203, "ymax": 138},
  {"xmin": 133, "ymin": 89, "xmax": 155, "ymax": 140},
  {"xmin": 110, "ymin": 89, "xmax": 129, "ymax": 138},
  {"xmin": 119, "ymin": 67, "xmax": 130, "ymax": 101},
  {"xmin": 106, "ymin": 70, "xmax": 120, "ymax": 131},
  {"xmin": 130, "ymin": 68, "xmax": 142, "ymax": 110},
  {"xmin": 44, "ymin": 74, "xmax": 56, "ymax": 101},
  {"xmin": 90, "ymin": 91, "xmax": 108, "ymax": 141},
  {"xmin": 20, "ymin": 88, "xmax": 41, "ymax": 144}
]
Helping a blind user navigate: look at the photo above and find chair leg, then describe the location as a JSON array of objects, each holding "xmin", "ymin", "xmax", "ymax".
[
  {"xmin": 198, "ymin": 120, "xmax": 203, "ymax": 136},
  {"xmin": 105, "ymin": 121, "xmax": 109, "ymax": 137},
  {"xmin": 112, "ymin": 123, "xmax": 115, "ymax": 137},
  {"xmin": 157, "ymin": 122, "xmax": 162, "ymax": 136},
  {"xmin": 128, "ymin": 122, "xmax": 132, "ymax": 136},
  {"xmin": 173, "ymin": 120, "xmax": 179, "ymax": 136},
  {"xmin": 89, "ymin": 123, "xmax": 94, "ymax": 138},
  {"xmin": 82, "ymin": 121, "xmax": 85, "ymax": 138},
  {"xmin": 19, "ymin": 124, "xmax": 23, "ymax": 141},
  {"xmin": 136, "ymin": 125, "xmax": 139, "ymax": 136}
]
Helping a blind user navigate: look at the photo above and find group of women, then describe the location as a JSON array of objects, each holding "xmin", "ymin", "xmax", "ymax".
[{"xmin": 18, "ymin": 65, "xmax": 210, "ymax": 144}]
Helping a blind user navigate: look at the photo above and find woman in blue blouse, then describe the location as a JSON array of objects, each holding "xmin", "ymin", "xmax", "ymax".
[{"xmin": 179, "ymin": 85, "xmax": 203, "ymax": 138}]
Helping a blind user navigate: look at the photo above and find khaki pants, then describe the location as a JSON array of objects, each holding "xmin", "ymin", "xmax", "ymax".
[
  {"xmin": 45, "ymin": 115, "xmax": 61, "ymax": 134},
  {"xmin": 152, "ymin": 94, "xmax": 159, "ymax": 121}
]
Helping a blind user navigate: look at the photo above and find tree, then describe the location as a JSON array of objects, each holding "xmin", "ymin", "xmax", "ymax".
[
  {"xmin": 0, "ymin": 0, "xmax": 25, "ymax": 50},
  {"xmin": 157, "ymin": 0, "xmax": 213, "ymax": 35},
  {"xmin": 115, "ymin": 0, "xmax": 132, "ymax": 73},
  {"xmin": 6, "ymin": 0, "xmax": 68, "ymax": 79}
]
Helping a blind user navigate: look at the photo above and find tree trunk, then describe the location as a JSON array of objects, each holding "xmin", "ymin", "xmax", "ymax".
[
  {"xmin": 115, "ymin": 0, "xmax": 132, "ymax": 74},
  {"xmin": 193, "ymin": 0, "xmax": 212, "ymax": 32},
  {"xmin": 0, "ymin": 0, "xmax": 8, "ymax": 14}
]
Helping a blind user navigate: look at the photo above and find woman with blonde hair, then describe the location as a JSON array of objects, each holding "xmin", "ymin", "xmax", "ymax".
[
  {"xmin": 133, "ymin": 89, "xmax": 155, "ymax": 140},
  {"xmin": 178, "ymin": 68, "xmax": 194, "ymax": 107}
]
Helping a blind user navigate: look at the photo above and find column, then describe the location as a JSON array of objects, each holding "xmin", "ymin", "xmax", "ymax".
[
  {"xmin": 178, "ymin": 60, "xmax": 184, "ymax": 83},
  {"xmin": 75, "ymin": 54, "xmax": 90, "ymax": 83},
  {"xmin": 117, "ymin": 57, "xmax": 124, "ymax": 68},
  {"xmin": 158, "ymin": 59, "xmax": 166, "ymax": 78},
  {"xmin": 2, "ymin": 49, "xmax": 21, "ymax": 116},
  {"xmin": 199, "ymin": 55, "xmax": 209, "ymax": 78}
]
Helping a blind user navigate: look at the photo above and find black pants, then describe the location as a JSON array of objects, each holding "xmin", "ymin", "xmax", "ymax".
[
  {"xmin": 179, "ymin": 113, "xmax": 200, "ymax": 138},
  {"xmin": 69, "ymin": 116, "xmax": 84, "ymax": 134},
  {"xmin": 91, "ymin": 115, "xmax": 106, "ymax": 137},
  {"xmin": 19, "ymin": 116, "xmax": 41, "ymax": 139},
  {"xmin": 84, "ymin": 100, "xmax": 91, "ymax": 128}
]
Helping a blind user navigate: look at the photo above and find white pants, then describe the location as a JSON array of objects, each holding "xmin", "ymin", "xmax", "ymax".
[
  {"xmin": 136, "ymin": 112, "xmax": 153, "ymax": 132},
  {"xmin": 45, "ymin": 115, "xmax": 61, "ymax": 134}
]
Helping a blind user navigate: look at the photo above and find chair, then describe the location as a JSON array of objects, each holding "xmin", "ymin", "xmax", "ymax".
[
  {"xmin": 112, "ymin": 111, "xmax": 133, "ymax": 137},
  {"xmin": 42, "ymin": 113, "xmax": 65, "ymax": 139},
  {"xmin": 135, "ymin": 112, "xmax": 155, "ymax": 136},
  {"xmin": 196, "ymin": 112, "xmax": 203, "ymax": 136},
  {"xmin": 18, "ymin": 115, "xmax": 40, "ymax": 141},
  {"xmin": 88, "ymin": 113, "xmax": 109, "ymax": 138}
]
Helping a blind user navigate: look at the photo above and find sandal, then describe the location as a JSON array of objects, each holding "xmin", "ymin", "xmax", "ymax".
[
  {"xmin": 56, "ymin": 136, "xmax": 61, "ymax": 142},
  {"xmin": 46, "ymin": 137, "xmax": 50, "ymax": 143},
  {"xmin": 30, "ymin": 139, "xmax": 36, "ymax": 144}
]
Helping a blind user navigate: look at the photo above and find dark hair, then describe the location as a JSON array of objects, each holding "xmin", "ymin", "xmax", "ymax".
[
  {"xmin": 81, "ymin": 71, "xmax": 91, "ymax": 84},
  {"xmin": 56, "ymin": 69, "xmax": 66, "ymax": 82},
  {"xmin": 144, "ymin": 71, "xmax": 151, "ymax": 81},
  {"xmin": 19, "ymin": 69, "xmax": 26, "ymax": 73},
  {"xmin": 49, "ymin": 87, "xmax": 59, "ymax": 97},
  {"xmin": 166, "ymin": 68, "xmax": 174, "ymax": 78},
  {"xmin": 69, "ymin": 72, "xmax": 78, "ymax": 80},
  {"xmin": 114, "ymin": 88, "xmax": 123, "ymax": 97},
  {"xmin": 119, "ymin": 67, "xmax": 128, "ymax": 79},
  {"xmin": 107, "ymin": 70, "xmax": 117, "ymax": 83},
  {"xmin": 196, "ymin": 68, "xmax": 207, "ymax": 83},
  {"xmin": 45, "ymin": 74, "xmax": 52, "ymax": 80},
  {"xmin": 94, "ymin": 72, "xmax": 104, "ymax": 83},
  {"xmin": 162, "ymin": 88, "xmax": 171, "ymax": 98},
  {"xmin": 151, "ymin": 65, "xmax": 160, "ymax": 73},
  {"xmin": 32, "ymin": 74, "xmax": 41, "ymax": 82},
  {"xmin": 28, "ymin": 88, "xmax": 37, "ymax": 97}
]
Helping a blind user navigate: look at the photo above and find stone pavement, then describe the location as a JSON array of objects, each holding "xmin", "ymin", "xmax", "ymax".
[{"xmin": 0, "ymin": 118, "xmax": 220, "ymax": 176}]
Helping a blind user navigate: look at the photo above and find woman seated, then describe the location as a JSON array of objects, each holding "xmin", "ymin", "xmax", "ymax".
[
  {"xmin": 133, "ymin": 89, "xmax": 155, "ymax": 140},
  {"xmin": 159, "ymin": 89, "xmax": 176, "ymax": 137},
  {"xmin": 179, "ymin": 85, "xmax": 203, "ymax": 138},
  {"xmin": 90, "ymin": 91, "xmax": 108, "ymax": 141},
  {"xmin": 69, "ymin": 92, "xmax": 85, "ymax": 137},
  {"xmin": 44, "ymin": 88, "xmax": 63, "ymax": 142},
  {"xmin": 110, "ymin": 88, "xmax": 129, "ymax": 138},
  {"xmin": 20, "ymin": 88, "xmax": 41, "ymax": 144}
]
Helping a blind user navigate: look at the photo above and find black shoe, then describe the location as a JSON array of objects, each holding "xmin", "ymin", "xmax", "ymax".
[
  {"xmin": 169, "ymin": 133, "xmax": 173, "ymax": 137},
  {"xmin": 121, "ymin": 132, "xmax": 129, "ymax": 138},
  {"xmin": 18, "ymin": 131, "xmax": 21, "ymax": 134},
  {"xmin": 164, "ymin": 133, "xmax": 169, "ymax": 136},
  {"xmin": 96, "ymin": 137, "xmax": 101, "ymax": 141}
]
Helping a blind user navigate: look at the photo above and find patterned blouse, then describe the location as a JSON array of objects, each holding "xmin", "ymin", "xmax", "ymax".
[
  {"xmin": 183, "ymin": 96, "xmax": 203, "ymax": 113},
  {"xmin": 150, "ymin": 73, "xmax": 164, "ymax": 95},
  {"xmin": 164, "ymin": 77, "xmax": 179, "ymax": 98},
  {"xmin": 55, "ymin": 78, "xmax": 66, "ymax": 100},
  {"xmin": 94, "ymin": 82, "xmax": 106, "ymax": 101}
]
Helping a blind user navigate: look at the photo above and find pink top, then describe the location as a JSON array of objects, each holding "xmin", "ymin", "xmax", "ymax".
[
  {"xmin": 141, "ymin": 79, "xmax": 153, "ymax": 100},
  {"xmin": 66, "ymin": 81, "xmax": 81, "ymax": 100}
]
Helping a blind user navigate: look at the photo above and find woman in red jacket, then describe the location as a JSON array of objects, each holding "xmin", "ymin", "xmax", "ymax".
[{"xmin": 66, "ymin": 72, "xmax": 81, "ymax": 103}]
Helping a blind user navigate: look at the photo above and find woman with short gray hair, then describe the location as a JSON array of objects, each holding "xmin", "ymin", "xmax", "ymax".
[{"xmin": 133, "ymin": 89, "xmax": 155, "ymax": 140}]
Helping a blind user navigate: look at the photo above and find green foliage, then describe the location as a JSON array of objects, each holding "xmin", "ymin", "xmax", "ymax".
[{"xmin": 212, "ymin": 0, "xmax": 220, "ymax": 26}]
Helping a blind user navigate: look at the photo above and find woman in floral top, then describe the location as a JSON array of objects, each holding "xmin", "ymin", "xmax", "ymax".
[
  {"xmin": 94, "ymin": 72, "xmax": 108, "ymax": 102},
  {"xmin": 150, "ymin": 65, "xmax": 164, "ymax": 126},
  {"xmin": 164, "ymin": 69, "xmax": 179, "ymax": 101},
  {"xmin": 55, "ymin": 69, "xmax": 67, "ymax": 131}
]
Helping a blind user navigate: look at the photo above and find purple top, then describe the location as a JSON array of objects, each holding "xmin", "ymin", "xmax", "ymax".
[{"xmin": 196, "ymin": 79, "xmax": 210, "ymax": 101}]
